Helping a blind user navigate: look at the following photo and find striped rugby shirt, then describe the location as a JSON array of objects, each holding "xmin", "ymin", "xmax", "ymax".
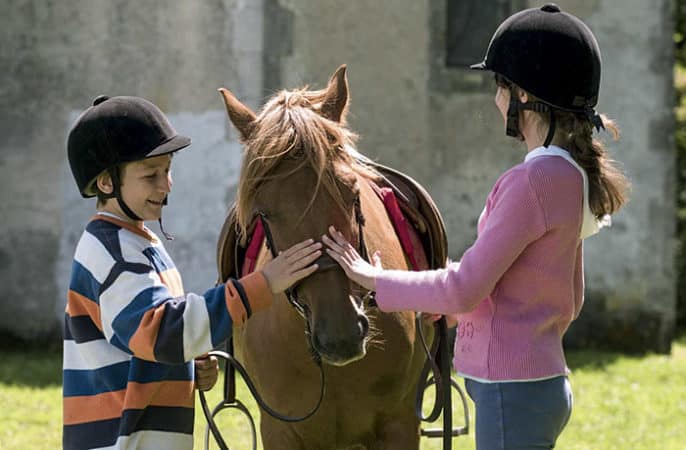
[{"xmin": 63, "ymin": 213, "xmax": 271, "ymax": 449}]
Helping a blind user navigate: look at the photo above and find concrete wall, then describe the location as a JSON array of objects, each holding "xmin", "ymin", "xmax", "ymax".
[
  {"xmin": 0, "ymin": 0, "xmax": 676, "ymax": 352},
  {"xmin": 0, "ymin": 0, "xmax": 262, "ymax": 341}
]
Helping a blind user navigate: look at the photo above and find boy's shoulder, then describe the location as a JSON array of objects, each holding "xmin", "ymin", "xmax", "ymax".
[{"xmin": 78, "ymin": 215, "xmax": 160, "ymax": 263}]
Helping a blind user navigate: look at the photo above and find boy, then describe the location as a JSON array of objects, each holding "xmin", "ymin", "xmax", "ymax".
[{"xmin": 64, "ymin": 95, "xmax": 321, "ymax": 449}]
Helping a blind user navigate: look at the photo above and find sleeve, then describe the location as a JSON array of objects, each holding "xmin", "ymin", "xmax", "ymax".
[
  {"xmin": 99, "ymin": 261, "xmax": 272, "ymax": 365},
  {"xmin": 375, "ymin": 168, "xmax": 547, "ymax": 315}
]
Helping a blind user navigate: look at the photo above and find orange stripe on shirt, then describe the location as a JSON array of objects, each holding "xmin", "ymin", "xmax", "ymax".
[
  {"xmin": 63, "ymin": 380, "xmax": 194, "ymax": 425},
  {"xmin": 225, "ymin": 282, "xmax": 248, "ymax": 326},
  {"xmin": 66, "ymin": 290, "xmax": 103, "ymax": 331},
  {"xmin": 159, "ymin": 268, "xmax": 184, "ymax": 297},
  {"xmin": 92, "ymin": 214, "xmax": 158, "ymax": 242},
  {"xmin": 64, "ymin": 389, "xmax": 125, "ymax": 425},
  {"xmin": 239, "ymin": 271, "xmax": 272, "ymax": 314},
  {"xmin": 128, "ymin": 306, "xmax": 165, "ymax": 361},
  {"xmin": 124, "ymin": 380, "xmax": 195, "ymax": 410}
]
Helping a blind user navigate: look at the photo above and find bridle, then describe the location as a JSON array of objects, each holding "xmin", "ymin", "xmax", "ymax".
[
  {"xmin": 260, "ymin": 194, "xmax": 374, "ymax": 319},
  {"xmin": 199, "ymin": 194, "xmax": 372, "ymax": 450}
]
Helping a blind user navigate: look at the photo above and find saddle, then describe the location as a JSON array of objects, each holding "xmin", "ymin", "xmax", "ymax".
[{"xmin": 216, "ymin": 162, "xmax": 448, "ymax": 283}]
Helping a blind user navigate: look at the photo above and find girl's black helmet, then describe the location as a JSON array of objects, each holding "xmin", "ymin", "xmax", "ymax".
[
  {"xmin": 471, "ymin": 3, "xmax": 602, "ymax": 113},
  {"xmin": 68, "ymin": 95, "xmax": 191, "ymax": 198}
]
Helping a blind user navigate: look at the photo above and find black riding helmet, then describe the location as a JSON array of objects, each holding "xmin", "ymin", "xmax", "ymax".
[
  {"xmin": 68, "ymin": 95, "xmax": 191, "ymax": 236},
  {"xmin": 471, "ymin": 3, "xmax": 604, "ymax": 146}
]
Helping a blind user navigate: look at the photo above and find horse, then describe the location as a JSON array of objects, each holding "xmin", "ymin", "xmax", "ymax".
[{"xmin": 216, "ymin": 65, "xmax": 436, "ymax": 450}]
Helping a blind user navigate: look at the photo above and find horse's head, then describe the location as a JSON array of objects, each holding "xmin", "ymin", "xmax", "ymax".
[{"xmin": 219, "ymin": 65, "xmax": 377, "ymax": 366}]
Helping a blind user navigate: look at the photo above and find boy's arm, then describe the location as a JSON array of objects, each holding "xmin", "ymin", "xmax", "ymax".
[{"xmin": 99, "ymin": 264, "xmax": 271, "ymax": 365}]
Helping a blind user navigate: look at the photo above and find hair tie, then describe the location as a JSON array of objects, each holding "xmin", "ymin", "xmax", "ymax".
[{"xmin": 584, "ymin": 105, "xmax": 605, "ymax": 132}]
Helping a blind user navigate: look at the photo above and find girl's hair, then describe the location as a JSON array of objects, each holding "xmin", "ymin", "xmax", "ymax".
[
  {"xmin": 545, "ymin": 110, "xmax": 631, "ymax": 217},
  {"xmin": 498, "ymin": 75, "xmax": 631, "ymax": 217}
]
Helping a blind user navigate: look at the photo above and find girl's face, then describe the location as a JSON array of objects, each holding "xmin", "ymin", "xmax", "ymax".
[
  {"xmin": 495, "ymin": 84, "xmax": 510, "ymax": 125},
  {"xmin": 98, "ymin": 154, "xmax": 173, "ymax": 224}
]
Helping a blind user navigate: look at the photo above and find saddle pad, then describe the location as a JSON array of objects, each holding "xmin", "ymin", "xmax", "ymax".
[{"xmin": 242, "ymin": 219, "xmax": 265, "ymax": 277}]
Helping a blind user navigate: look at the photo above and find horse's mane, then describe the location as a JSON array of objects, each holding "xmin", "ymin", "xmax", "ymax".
[{"xmin": 235, "ymin": 86, "xmax": 379, "ymax": 239}]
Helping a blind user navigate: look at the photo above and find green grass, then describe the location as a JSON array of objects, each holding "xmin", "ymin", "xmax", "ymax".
[{"xmin": 2, "ymin": 336, "xmax": 685, "ymax": 450}]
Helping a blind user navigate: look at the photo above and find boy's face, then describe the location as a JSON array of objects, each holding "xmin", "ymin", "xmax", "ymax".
[{"xmin": 99, "ymin": 154, "xmax": 173, "ymax": 223}]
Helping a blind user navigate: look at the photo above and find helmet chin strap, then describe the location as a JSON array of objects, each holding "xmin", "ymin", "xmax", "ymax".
[
  {"xmin": 103, "ymin": 167, "xmax": 143, "ymax": 222},
  {"xmin": 105, "ymin": 167, "xmax": 174, "ymax": 240},
  {"xmin": 158, "ymin": 196, "xmax": 174, "ymax": 240},
  {"xmin": 506, "ymin": 98, "xmax": 556, "ymax": 147}
]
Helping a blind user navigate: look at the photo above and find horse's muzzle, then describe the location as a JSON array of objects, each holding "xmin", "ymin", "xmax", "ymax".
[{"xmin": 311, "ymin": 309, "xmax": 369, "ymax": 366}]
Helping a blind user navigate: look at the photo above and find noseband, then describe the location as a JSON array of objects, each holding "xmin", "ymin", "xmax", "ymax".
[{"xmin": 258, "ymin": 194, "xmax": 374, "ymax": 320}]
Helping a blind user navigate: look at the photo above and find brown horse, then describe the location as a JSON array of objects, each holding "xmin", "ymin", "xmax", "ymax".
[{"xmin": 218, "ymin": 66, "xmax": 432, "ymax": 450}]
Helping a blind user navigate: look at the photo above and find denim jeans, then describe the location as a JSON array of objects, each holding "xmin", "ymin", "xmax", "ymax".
[{"xmin": 465, "ymin": 376, "xmax": 573, "ymax": 450}]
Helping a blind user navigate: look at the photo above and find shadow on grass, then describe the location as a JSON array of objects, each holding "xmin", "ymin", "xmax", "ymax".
[
  {"xmin": 0, "ymin": 333, "xmax": 62, "ymax": 387},
  {"xmin": 565, "ymin": 330, "xmax": 686, "ymax": 371}
]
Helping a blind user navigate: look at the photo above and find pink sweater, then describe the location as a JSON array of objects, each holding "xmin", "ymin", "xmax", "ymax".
[{"xmin": 376, "ymin": 153, "xmax": 585, "ymax": 381}]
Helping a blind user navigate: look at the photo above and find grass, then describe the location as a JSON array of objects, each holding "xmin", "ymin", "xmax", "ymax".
[{"xmin": 1, "ymin": 335, "xmax": 685, "ymax": 450}]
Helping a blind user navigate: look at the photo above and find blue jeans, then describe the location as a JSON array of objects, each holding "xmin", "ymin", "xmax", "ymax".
[{"xmin": 465, "ymin": 376, "xmax": 573, "ymax": 450}]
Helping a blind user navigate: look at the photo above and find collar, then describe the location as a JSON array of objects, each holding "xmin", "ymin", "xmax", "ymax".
[
  {"xmin": 524, "ymin": 145, "xmax": 610, "ymax": 240},
  {"xmin": 94, "ymin": 212, "xmax": 158, "ymax": 242}
]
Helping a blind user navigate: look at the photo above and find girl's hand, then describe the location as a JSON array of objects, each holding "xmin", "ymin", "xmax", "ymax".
[
  {"xmin": 194, "ymin": 355, "xmax": 219, "ymax": 391},
  {"xmin": 261, "ymin": 239, "xmax": 322, "ymax": 294},
  {"xmin": 322, "ymin": 226, "xmax": 382, "ymax": 291}
]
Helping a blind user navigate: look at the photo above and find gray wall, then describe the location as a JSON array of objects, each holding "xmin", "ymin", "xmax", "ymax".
[
  {"xmin": 0, "ymin": 0, "xmax": 261, "ymax": 340},
  {"xmin": 0, "ymin": 0, "xmax": 676, "ymax": 352}
]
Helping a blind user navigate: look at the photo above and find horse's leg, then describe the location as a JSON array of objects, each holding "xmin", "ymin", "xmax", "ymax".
[
  {"xmin": 260, "ymin": 416, "xmax": 305, "ymax": 450},
  {"xmin": 372, "ymin": 413, "xmax": 421, "ymax": 450}
]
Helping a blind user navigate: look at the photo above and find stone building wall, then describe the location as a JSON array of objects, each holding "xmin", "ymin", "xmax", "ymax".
[{"xmin": 0, "ymin": 0, "xmax": 676, "ymax": 351}]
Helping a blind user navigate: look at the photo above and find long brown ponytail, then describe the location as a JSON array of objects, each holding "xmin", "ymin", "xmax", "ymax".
[{"xmin": 551, "ymin": 111, "xmax": 630, "ymax": 217}]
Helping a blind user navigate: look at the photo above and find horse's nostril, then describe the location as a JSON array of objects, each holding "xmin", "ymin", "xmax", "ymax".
[{"xmin": 358, "ymin": 314, "xmax": 369, "ymax": 339}]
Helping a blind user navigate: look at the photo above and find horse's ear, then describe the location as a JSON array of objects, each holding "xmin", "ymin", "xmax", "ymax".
[
  {"xmin": 320, "ymin": 64, "xmax": 349, "ymax": 123},
  {"xmin": 218, "ymin": 88, "xmax": 257, "ymax": 141}
]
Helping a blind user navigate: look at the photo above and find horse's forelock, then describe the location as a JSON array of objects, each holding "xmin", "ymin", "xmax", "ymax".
[{"xmin": 235, "ymin": 88, "xmax": 364, "ymax": 241}]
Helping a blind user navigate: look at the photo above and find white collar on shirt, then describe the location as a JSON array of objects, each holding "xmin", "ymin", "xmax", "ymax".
[{"xmin": 525, "ymin": 145, "xmax": 610, "ymax": 240}]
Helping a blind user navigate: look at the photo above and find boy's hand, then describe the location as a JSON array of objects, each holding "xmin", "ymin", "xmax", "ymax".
[
  {"xmin": 194, "ymin": 355, "xmax": 219, "ymax": 391},
  {"xmin": 262, "ymin": 239, "xmax": 322, "ymax": 294}
]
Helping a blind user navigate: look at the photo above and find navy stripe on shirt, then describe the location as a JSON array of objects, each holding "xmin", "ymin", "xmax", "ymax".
[
  {"xmin": 87, "ymin": 219, "xmax": 124, "ymax": 261},
  {"xmin": 69, "ymin": 260, "xmax": 101, "ymax": 303},
  {"xmin": 153, "ymin": 297, "xmax": 187, "ymax": 364},
  {"xmin": 63, "ymin": 406, "xmax": 193, "ymax": 450},
  {"xmin": 142, "ymin": 246, "xmax": 175, "ymax": 273},
  {"xmin": 64, "ymin": 314, "xmax": 104, "ymax": 343},
  {"xmin": 64, "ymin": 360, "xmax": 193, "ymax": 397}
]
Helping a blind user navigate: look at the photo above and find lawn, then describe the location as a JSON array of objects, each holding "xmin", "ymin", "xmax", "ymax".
[{"xmin": 1, "ymin": 335, "xmax": 685, "ymax": 450}]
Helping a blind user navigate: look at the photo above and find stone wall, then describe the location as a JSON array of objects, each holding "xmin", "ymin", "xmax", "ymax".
[
  {"xmin": 0, "ymin": 0, "xmax": 676, "ymax": 352},
  {"xmin": 0, "ymin": 0, "xmax": 262, "ymax": 340}
]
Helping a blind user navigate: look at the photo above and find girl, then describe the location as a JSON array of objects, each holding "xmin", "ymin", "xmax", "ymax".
[{"xmin": 323, "ymin": 4, "xmax": 630, "ymax": 449}]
